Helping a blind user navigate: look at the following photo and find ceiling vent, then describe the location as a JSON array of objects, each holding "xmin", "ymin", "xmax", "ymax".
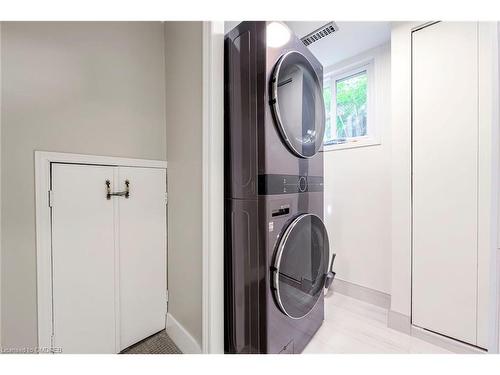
[{"xmin": 300, "ymin": 22, "xmax": 339, "ymax": 47}]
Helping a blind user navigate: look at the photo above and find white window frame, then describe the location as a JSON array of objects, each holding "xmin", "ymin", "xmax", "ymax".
[{"xmin": 323, "ymin": 58, "xmax": 379, "ymax": 151}]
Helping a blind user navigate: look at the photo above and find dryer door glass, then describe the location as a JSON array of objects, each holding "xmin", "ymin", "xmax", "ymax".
[
  {"xmin": 273, "ymin": 214, "xmax": 329, "ymax": 319},
  {"xmin": 271, "ymin": 51, "xmax": 325, "ymax": 158}
]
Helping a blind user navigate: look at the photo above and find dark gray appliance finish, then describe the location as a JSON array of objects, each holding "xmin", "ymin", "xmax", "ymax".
[
  {"xmin": 224, "ymin": 21, "xmax": 331, "ymax": 354},
  {"xmin": 265, "ymin": 192, "xmax": 328, "ymax": 354},
  {"xmin": 224, "ymin": 192, "xmax": 328, "ymax": 354},
  {"xmin": 224, "ymin": 21, "xmax": 325, "ymax": 201},
  {"xmin": 270, "ymin": 51, "xmax": 326, "ymax": 159}
]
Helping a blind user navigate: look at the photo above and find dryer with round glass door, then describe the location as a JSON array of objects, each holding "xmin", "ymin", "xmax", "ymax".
[{"xmin": 270, "ymin": 51, "xmax": 326, "ymax": 159}]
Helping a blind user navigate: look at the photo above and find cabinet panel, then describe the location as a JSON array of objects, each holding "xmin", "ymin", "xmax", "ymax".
[
  {"xmin": 50, "ymin": 163, "xmax": 167, "ymax": 353},
  {"xmin": 412, "ymin": 22, "xmax": 478, "ymax": 345},
  {"xmin": 51, "ymin": 164, "xmax": 116, "ymax": 353},
  {"xmin": 118, "ymin": 167, "xmax": 167, "ymax": 350}
]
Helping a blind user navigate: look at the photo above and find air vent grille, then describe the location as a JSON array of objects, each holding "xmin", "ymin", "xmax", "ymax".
[{"xmin": 301, "ymin": 22, "xmax": 339, "ymax": 46}]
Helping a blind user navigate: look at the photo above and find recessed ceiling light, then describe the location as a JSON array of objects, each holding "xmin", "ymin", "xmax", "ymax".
[{"xmin": 266, "ymin": 22, "xmax": 291, "ymax": 48}]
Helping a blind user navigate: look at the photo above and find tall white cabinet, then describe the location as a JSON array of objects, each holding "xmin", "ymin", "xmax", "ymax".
[
  {"xmin": 412, "ymin": 22, "xmax": 491, "ymax": 348},
  {"xmin": 49, "ymin": 162, "xmax": 167, "ymax": 353}
]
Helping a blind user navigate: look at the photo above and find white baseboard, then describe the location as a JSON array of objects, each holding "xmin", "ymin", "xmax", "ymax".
[
  {"xmin": 411, "ymin": 326, "xmax": 485, "ymax": 354},
  {"xmin": 166, "ymin": 313, "xmax": 202, "ymax": 354},
  {"xmin": 333, "ymin": 278, "xmax": 391, "ymax": 309},
  {"xmin": 387, "ymin": 310, "xmax": 485, "ymax": 354}
]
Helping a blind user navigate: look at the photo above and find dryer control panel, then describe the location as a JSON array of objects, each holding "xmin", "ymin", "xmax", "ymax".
[{"xmin": 258, "ymin": 174, "xmax": 323, "ymax": 195}]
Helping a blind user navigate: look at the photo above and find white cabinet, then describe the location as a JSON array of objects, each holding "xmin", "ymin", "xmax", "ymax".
[
  {"xmin": 412, "ymin": 22, "xmax": 489, "ymax": 348},
  {"xmin": 51, "ymin": 164, "xmax": 117, "ymax": 353},
  {"xmin": 118, "ymin": 166, "xmax": 167, "ymax": 350},
  {"xmin": 50, "ymin": 163, "xmax": 167, "ymax": 353}
]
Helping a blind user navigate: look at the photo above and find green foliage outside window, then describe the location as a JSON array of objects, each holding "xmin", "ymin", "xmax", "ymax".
[{"xmin": 324, "ymin": 70, "xmax": 368, "ymax": 145}]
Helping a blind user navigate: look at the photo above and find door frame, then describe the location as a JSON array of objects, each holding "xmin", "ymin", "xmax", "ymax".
[
  {"xmin": 201, "ymin": 21, "xmax": 225, "ymax": 354},
  {"xmin": 34, "ymin": 151, "xmax": 167, "ymax": 351}
]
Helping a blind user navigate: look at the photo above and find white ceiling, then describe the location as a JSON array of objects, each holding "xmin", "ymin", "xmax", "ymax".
[
  {"xmin": 224, "ymin": 21, "xmax": 391, "ymax": 68},
  {"xmin": 286, "ymin": 21, "xmax": 391, "ymax": 67}
]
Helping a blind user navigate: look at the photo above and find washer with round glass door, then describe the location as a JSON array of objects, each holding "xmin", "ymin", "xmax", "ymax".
[
  {"xmin": 261, "ymin": 185, "xmax": 334, "ymax": 354},
  {"xmin": 273, "ymin": 213, "xmax": 329, "ymax": 319}
]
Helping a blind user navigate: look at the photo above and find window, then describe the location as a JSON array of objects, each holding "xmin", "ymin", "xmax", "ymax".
[{"xmin": 323, "ymin": 60, "xmax": 377, "ymax": 149}]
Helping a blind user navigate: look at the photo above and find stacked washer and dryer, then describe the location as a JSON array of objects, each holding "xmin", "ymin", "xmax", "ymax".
[{"xmin": 224, "ymin": 21, "xmax": 335, "ymax": 354}]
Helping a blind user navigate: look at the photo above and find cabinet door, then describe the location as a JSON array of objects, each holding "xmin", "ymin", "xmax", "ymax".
[
  {"xmin": 117, "ymin": 166, "xmax": 167, "ymax": 350},
  {"xmin": 412, "ymin": 22, "xmax": 479, "ymax": 345},
  {"xmin": 51, "ymin": 164, "xmax": 116, "ymax": 353}
]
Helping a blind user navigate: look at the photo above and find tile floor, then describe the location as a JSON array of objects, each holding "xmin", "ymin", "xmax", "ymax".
[{"xmin": 303, "ymin": 292, "xmax": 452, "ymax": 354}]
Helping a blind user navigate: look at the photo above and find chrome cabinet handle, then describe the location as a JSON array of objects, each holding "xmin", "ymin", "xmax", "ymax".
[{"xmin": 106, "ymin": 180, "xmax": 130, "ymax": 200}]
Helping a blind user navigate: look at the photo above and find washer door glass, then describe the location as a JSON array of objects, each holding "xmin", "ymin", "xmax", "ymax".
[
  {"xmin": 274, "ymin": 214, "xmax": 330, "ymax": 319},
  {"xmin": 271, "ymin": 51, "xmax": 325, "ymax": 158}
]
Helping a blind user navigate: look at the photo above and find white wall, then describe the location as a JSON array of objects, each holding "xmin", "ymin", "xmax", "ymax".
[
  {"xmin": 324, "ymin": 42, "xmax": 392, "ymax": 294},
  {"xmin": 0, "ymin": 22, "xmax": 167, "ymax": 349},
  {"xmin": 477, "ymin": 22, "xmax": 499, "ymax": 349},
  {"xmin": 0, "ymin": 22, "xmax": 2, "ymax": 348},
  {"xmin": 164, "ymin": 21, "xmax": 203, "ymax": 349},
  {"xmin": 497, "ymin": 22, "xmax": 500, "ymax": 353}
]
